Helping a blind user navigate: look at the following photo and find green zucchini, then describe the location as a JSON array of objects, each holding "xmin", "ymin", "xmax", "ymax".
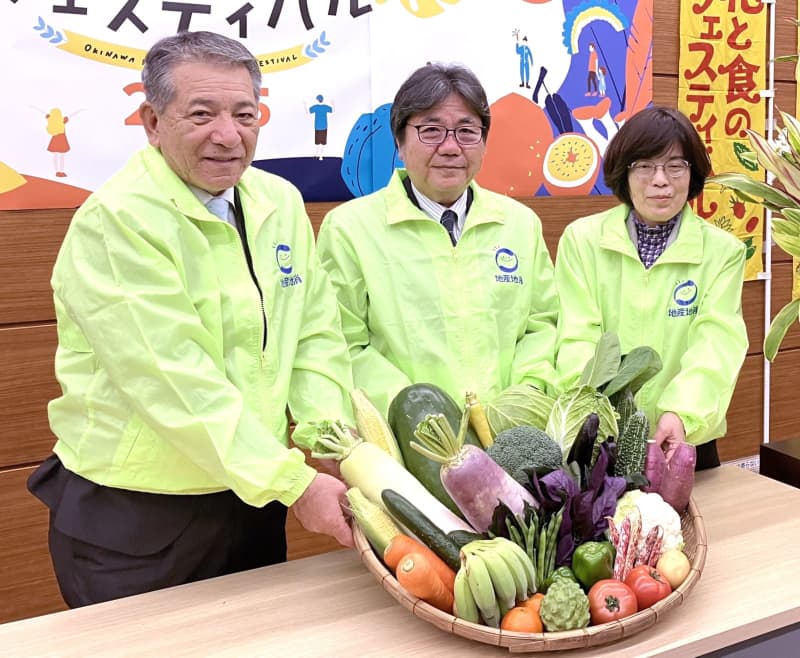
[
  {"xmin": 614, "ymin": 410, "xmax": 650, "ymax": 477},
  {"xmin": 381, "ymin": 488, "xmax": 461, "ymax": 571},
  {"xmin": 388, "ymin": 383, "xmax": 481, "ymax": 516}
]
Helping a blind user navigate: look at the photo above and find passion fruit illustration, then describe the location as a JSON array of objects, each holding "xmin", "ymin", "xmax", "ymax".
[{"xmin": 542, "ymin": 132, "xmax": 600, "ymax": 196}]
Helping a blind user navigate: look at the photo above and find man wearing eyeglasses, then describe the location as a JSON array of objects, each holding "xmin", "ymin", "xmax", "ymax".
[
  {"xmin": 316, "ymin": 62, "xmax": 559, "ymax": 416},
  {"xmin": 554, "ymin": 106, "xmax": 748, "ymax": 471}
]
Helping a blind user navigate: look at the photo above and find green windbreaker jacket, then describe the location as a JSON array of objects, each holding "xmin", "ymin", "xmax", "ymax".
[
  {"xmin": 555, "ymin": 203, "xmax": 748, "ymax": 445},
  {"xmin": 48, "ymin": 146, "xmax": 353, "ymax": 506},
  {"xmin": 316, "ymin": 169, "xmax": 559, "ymax": 416}
]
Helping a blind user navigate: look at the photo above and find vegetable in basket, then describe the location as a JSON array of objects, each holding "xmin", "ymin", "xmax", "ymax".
[
  {"xmin": 310, "ymin": 419, "xmax": 473, "ymax": 535},
  {"xmin": 485, "ymin": 425, "xmax": 563, "ymax": 484},
  {"xmin": 610, "ymin": 490, "xmax": 684, "ymax": 557},
  {"xmin": 411, "ymin": 408, "xmax": 537, "ymax": 533},
  {"xmin": 571, "ymin": 540, "xmax": 615, "ymax": 590},
  {"xmin": 484, "ymin": 384, "xmax": 555, "ymax": 436},
  {"xmin": 388, "ymin": 383, "xmax": 482, "ymax": 516}
]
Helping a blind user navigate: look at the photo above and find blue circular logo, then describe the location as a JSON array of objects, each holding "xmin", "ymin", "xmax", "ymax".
[
  {"xmin": 673, "ymin": 280, "xmax": 698, "ymax": 306},
  {"xmin": 495, "ymin": 248, "xmax": 519, "ymax": 273},
  {"xmin": 275, "ymin": 244, "xmax": 292, "ymax": 274}
]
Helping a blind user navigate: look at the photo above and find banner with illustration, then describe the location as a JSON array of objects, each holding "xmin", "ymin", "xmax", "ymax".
[
  {"xmin": 678, "ymin": 0, "xmax": 767, "ymax": 281},
  {"xmin": 0, "ymin": 0, "xmax": 652, "ymax": 210}
]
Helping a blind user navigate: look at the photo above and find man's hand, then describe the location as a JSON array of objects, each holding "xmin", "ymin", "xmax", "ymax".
[
  {"xmin": 652, "ymin": 412, "xmax": 686, "ymax": 463},
  {"xmin": 291, "ymin": 472, "xmax": 354, "ymax": 548}
]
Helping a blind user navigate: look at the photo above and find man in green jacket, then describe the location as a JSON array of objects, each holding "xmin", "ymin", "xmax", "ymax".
[
  {"xmin": 317, "ymin": 63, "xmax": 559, "ymax": 416},
  {"xmin": 28, "ymin": 31, "xmax": 355, "ymax": 607}
]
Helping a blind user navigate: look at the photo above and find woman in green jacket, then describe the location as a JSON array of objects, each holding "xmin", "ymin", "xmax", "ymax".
[{"xmin": 554, "ymin": 106, "xmax": 748, "ymax": 470}]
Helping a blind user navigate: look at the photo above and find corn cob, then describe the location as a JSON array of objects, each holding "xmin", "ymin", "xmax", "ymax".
[{"xmin": 350, "ymin": 388, "xmax": 405, "ymax": 465}]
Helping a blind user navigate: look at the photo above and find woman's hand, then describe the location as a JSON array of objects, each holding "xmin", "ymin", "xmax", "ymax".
[{"xmin": 652, "ymin": 411, "xmax": 686, "ymax": 463}]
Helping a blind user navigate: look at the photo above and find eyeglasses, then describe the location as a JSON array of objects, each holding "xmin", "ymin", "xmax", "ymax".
[
  {"xmin": 628, "ymin": 159, "xmax": 691, "ymax": 180},
  {"xmin": 407, "ymin": 123, "xmax": 485, "ymax": 146}
]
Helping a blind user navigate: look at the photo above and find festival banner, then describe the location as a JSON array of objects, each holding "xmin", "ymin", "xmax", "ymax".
[
  {"xmin": 678, "ymin": 0, "xmax": 767, "ymax": 281},
  {"xmin": 0, "ymin": 0, "xmax": 651, "ymax": 211}
]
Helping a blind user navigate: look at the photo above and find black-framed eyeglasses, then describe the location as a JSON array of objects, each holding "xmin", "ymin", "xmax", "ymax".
[
  {"xmin": 407, "ymin": 123, "xmax": 485, "ymax": 146},
  {"xmin": 628, "ymin": 158, "xmax": 691, "ymax": 179}
]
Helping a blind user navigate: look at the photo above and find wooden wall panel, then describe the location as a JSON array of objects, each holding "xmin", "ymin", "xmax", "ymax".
[
  {"xmin": 718, "ymin": 354, "xmax": 764, "ymax": 462},
  {"xmin": 0, "ymin": 211, "xmax": 71, "ymax": 325},
  {"xmin": 769, "ymin": 348, "xmax": 800, "ymax": 442},
  {"xmin": 0, "ymin": 325, "xmax": 60, "ymax": 467},
  {"xmin": 0, "ymin": 467, "xmax": 66, "ymax": 623}
]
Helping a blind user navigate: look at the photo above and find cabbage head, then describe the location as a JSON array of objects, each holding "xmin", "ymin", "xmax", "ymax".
[
  {"xmin": 545, "ymin": 385, "xmax": 619, "ymax": 459},
  {"xmin": 486, "ymin": 384, "xmax": 555, "ymax": 436}
]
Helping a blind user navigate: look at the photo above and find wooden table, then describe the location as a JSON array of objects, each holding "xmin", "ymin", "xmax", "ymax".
[{"xmin": 1, "ymin": 466, "xmax": 799, "ymax": 657}]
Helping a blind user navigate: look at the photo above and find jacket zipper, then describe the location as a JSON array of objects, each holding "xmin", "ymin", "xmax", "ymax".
[{"xmin": 230, "ymin": 203, "xmax": 267, "ymax": 351}]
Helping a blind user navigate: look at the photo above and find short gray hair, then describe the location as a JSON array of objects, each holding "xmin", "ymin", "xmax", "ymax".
[
  {"xmin": 142, "ymin": 31, "xmax": 261, "ymax": 113},
  {"xmin": 390, "ymin": 63, "xmax": 491, "ymax": 145}
]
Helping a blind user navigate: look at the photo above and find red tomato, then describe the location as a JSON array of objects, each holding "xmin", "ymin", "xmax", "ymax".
[
  {"xmin": 587, "ymin": 579, "xmax": 638, "ymax": 624},
  {"xmin": 624, "ymin": 565, "xmax": 672, "ymax": 609}
]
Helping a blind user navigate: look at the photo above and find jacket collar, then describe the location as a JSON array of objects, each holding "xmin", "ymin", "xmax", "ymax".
[
  {"xmin": 599, "ymin": 203, "xmax": 703, "ymax": 265},
  {"xmin": 141, "ymin": 145, "xmax": 277, "ymax": 232}
]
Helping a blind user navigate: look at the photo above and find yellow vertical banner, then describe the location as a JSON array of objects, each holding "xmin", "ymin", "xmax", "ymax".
[{"xmin": 678, "ymin": 0, "xmax": 766, "ymax": 281}]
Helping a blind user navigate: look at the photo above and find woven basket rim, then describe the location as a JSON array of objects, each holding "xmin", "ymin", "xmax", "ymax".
[{"xmin": 354, "ymin": 496, "xmax": 706, "ymax": 653}]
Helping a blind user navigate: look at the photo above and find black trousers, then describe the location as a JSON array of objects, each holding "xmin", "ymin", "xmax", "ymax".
[
  {"xmin": 28, "ymin": 455, "xmax": 287, "ymax": 608},
  {"xmin": 696, "ymin": 439, "xmax": 720, "ymax": 471}
]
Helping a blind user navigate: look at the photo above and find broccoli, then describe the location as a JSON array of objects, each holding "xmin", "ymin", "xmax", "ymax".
[{"xmin": 486, "ymin": 425, "xmax": 563, "ymax": 485}]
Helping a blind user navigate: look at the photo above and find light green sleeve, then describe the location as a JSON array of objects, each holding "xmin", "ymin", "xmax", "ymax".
[
  {"xmin": 316, "ymin": 213, "xmax": 412, "ymax": 417},
  {"xmin": 553, "ymin": 224, "xmax": 603, "ymax": 393},
  {"xmin": 510, "ymin": 217, "xmax": 560, "ymax": 395},
  {"xmin": 54, "ymin": 203, "xmax": 315, "ymax": 507},
  {"xmin": 286, "ymin": 213, "xmax": 355, "ymax": 449},
  {"xmin": 656, "ymin": 245, "xmax": 748, "ymax": 444}
]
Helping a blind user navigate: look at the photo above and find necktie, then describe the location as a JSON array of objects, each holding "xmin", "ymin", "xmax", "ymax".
[
  {"xmin": 440, "ymin": 209, "xmax": 458, "ymax": 246},
  {"xmin": 206, "ymin": 196, "xmax": 230, "ymax": 222}
]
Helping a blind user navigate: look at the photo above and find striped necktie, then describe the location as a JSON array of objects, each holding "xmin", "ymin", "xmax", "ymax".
[{"xmin": 440, "ymin": 209, "xmax": 458, "ymax": 246}]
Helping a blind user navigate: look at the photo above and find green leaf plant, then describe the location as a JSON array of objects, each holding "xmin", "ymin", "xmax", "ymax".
[{"xmin": 707, "ymin": 24, "xmax": 800, "ymax": 360}]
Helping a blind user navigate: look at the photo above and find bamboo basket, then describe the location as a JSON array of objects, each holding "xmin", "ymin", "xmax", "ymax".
[{"xmin": 353, "ymin": 497, "xmax": 706, "ymax": 653}]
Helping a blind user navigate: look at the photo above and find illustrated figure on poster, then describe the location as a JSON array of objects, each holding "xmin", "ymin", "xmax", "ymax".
[
  {"xmin": 46, "ymin": 108, "xmax": 71, "ymax": 178},
  {"xmin": 307, "ymin": 94, "xmax": 334, "ymax": 160},
  {"xmin": 512, "ymin": 29, "xmax": 533, "ymax": 89},
  {"xmin": 586, "ymin": 42, "xmax": 599, "ymax": 96},
  {"xmin": 597, "ymin": 66, "xmax": 607, "ymax": 97}
]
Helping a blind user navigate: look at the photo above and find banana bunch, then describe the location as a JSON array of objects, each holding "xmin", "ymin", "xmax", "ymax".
[{"xmin": 454, "ymin": 537, "xmax": 537, "ymax": 627}]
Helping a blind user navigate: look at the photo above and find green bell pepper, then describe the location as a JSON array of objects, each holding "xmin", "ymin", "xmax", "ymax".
[{"xmin": 571, "ymin": 541, "xmax": 615, "ymax": 589}]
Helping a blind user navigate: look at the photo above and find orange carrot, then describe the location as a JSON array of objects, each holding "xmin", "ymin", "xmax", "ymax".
[
  {"xmin": 383, "ymin": 534, "xmax": 456, "ymax": 591},
  {"xmin": 396, "ymin": 552, "xmax": 455, "ymax": 613}
]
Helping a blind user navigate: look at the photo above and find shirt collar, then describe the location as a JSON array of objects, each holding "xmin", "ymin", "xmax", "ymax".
[
  {"xmin": 188, "ymin": 184, "xmax": 236, "ymax": 208},
  {"xmin": 407, "ymin": 180, "xmax": 469, "ymax": 232}
]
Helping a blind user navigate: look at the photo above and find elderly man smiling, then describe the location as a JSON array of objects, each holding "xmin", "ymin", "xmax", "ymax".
[
  {"xmin": 28, "ymin": 31, "xmax": 355, "ymax": 607},
  {"xmin": 316, "ymin": 62, "xmax": 560, "ymax": 416}
]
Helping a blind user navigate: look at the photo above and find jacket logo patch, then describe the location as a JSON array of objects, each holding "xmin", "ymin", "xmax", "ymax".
[
  {"xmin": 275, "ymin": 243, "xmax": 293, "ymax": 274},
  {"xmin": 668, "ymin": 279, "xmax": 698, "ymax": 317},
  {"xmin": 494, "ymin": 247, "xmax": 524, "ymax": 285},
  {"xmin": 275, "ymin": 243, "xmax": 303, "ymax": 288}
]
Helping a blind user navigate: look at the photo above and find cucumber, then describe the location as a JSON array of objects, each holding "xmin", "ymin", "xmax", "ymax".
[
  {"xmin": 388, "ymin": 383, "xmax": 482, "ymax": 516},
  {"xmin": 447, "ymin": 529, "xmax": 486, "ymax": 549},
  {"xmin": 381, "ymin": 488, "xmax": 461, "ymax": 571}
]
